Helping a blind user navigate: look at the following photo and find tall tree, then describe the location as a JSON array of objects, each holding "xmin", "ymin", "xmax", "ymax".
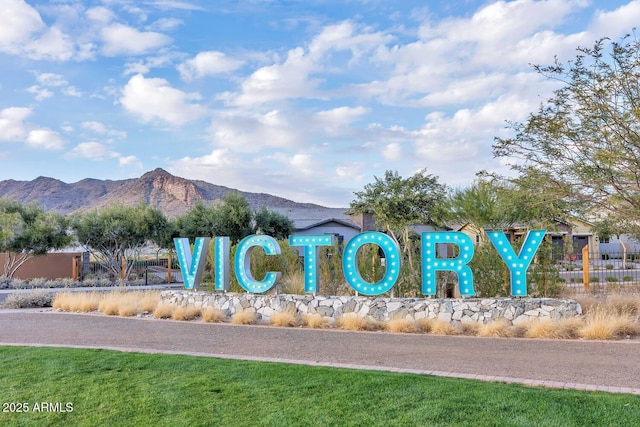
[
  {"xmin": 0, "ymin": 199, "xmax": 71, "ymax": 278},
  {"xmin": 254, "ymin": 207, "xmax": 295, "ymax": 240},
  {"xmin": 493, "ymin": 33, "xmax": 640, "ymax": 234},
  {"xmin": 218, "ymin": 192, "xmax": 254, "ymax": 244},
  {"xmin": 349, "ymin": 169, "xmax": 448, "ymax": 296},
  {"xmin": 175, "ymin": 201, "xmax": 223, "ymax": 240},
  {"xmin": 71, "ymin": 204, "xmax": 169, "ymax": 278}
]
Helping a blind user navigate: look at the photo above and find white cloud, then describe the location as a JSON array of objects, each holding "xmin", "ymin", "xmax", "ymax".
[
  {"xmin": 148, "ymin": 18, "xmax": 183, "ymax": 31},
  {"xmin": 589, "ymin": 1, "xmax": 640, "ymax": 39},
  {"xmin": 27, "ymin": 86, "xmax": 54, "ymax": 101},
  {"xmin": 82, "ymin": 121, "xmax": 127, "ymax": 138},
  {"xmin": 0, "ymin": 107, "xmax": 31, "ymax": 142},
  {"xmin": 118, "ymin": 155, "xmax": 143, "ymax": 169},
  {"xmin": 101, "ymin": 23, "xmax": 171, "ymax": 56},
  {"xmin": 0, "ymin": 0, "xmax": 45, "ymax": 53},
  {"xmin": 0, "ymin": 1, "xmax": 75, "ymax": 61},
  {"xmin": 382, "ymin": 142, "xmax": 402, "ymax": 160},
  {"xmin": 66, "ymin": 141, "xmax": 119, "ymax": 160},
  {"xmin": 208, "ymin": 109, "xmax": 303, "ymax": 151},
  {"xmin": 86, "ymin": 7, "xmax": 116, "ymax": 24},
  {"xmin": 120, "ymin": 74, "xmax": 207, "ymax": 125},
  {"xmin": 25, "ymin": 129, "xmax": 64, "ymax": 150},
  {"xmin": 178, "ymin": 51, "xmax": 244, "ymax": 81}
]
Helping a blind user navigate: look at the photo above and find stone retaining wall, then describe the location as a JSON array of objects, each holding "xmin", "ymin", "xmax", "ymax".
[{"xmin": 160, "ymin": 291, "xmax": 582, "ymax": 326}]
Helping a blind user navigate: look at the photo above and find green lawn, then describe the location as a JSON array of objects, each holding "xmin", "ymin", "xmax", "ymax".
[{"xmin": 0, "ymin": 346, "xmax": 638, "ymax": 426}]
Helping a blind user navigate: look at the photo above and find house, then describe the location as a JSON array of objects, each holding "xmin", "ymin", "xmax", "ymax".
[{"xmin": 454, "ymin": 216, "xmax": 599, "ymax": 261}]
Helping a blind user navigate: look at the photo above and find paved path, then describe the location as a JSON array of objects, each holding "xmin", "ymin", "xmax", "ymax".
[{"xmin": 1, "ymin": 310, "xmax": 639, "ymax": 394}]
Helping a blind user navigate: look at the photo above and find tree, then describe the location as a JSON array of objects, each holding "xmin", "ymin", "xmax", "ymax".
[
  {"xmin": 493, "ymin": 33, "xmax": 640, "ymax": 233},
  {"xmin": 71, "ymin": 204, "xmax": 170, "ymax": 278},
  {"xmin": 349, "ymin": 169, "xmax": 449, "ymax": 296},
  {"xmin": 218, "ymin": 192, "xmax": 254, "ymax": 244},
  {"xmin": 447, "ymin": 180, "xmax": 525, "ymax": 241},
  {"xmin": 0, "ymin": 199, "xmax": 71, "ymax": 278},
  {"xmin": 175, "ymin": 201, "xmax": 223, "ymax": 240},
  {"xmin": 254, "ymin": 207, "xmax": 295, "ymax": 240}
]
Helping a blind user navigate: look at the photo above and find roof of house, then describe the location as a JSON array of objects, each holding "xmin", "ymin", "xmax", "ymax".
[{"xmin": 294, "ymin": 217, "xmax": 362, "ymax": 231}]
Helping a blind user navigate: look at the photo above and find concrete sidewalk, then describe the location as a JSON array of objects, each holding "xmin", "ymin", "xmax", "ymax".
[{"xmin": 1, "ymin": 310, "xmax": 639, "ymax": 394}]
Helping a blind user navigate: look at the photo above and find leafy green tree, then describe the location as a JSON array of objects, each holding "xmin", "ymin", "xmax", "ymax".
[
  {"xmin": 448, "ymin": 180, "xmax": 525, "ymax": 242},
  {"xmin": 218, "ymin": 192, "xmax": 254, "ymax": 244},
  {"xmin": 254, "ymin": 207, "xmax": 295, "ymax": 240},
  {"xmin": 71, "ymin": 204, "xmax": 169, "ymax": 278},
  {"xmin": 175, "ymin": 201, "xmax": 223, "ymax": 240},
  {"xmin": 349, "ymin": 169, "xmax": 449, "ymax": 296},
  {"xmin": 493, "ymin": 33, "xmax": 640, "ymax": 233},
  {"xmin": 0, "ymin": 199, "xmax": 71, "ymax": 278}
]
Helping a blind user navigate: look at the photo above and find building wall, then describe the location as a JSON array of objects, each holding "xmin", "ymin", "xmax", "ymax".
[{"xmin": 0, "ymin": 252, "xmax": 82, "ymax": 280}]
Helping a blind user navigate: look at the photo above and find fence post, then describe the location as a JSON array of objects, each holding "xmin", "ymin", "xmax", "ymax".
[
  {"xmin": 167, "ymin": 254, "xmax": 172, "ymax": 284},
  {"xmin": 72, "ymin": 256, "xmax": 78, "ymax": 281},
  {"xmin": 582, "ymin": 245, "xmax": 590, "ymax": 292}
]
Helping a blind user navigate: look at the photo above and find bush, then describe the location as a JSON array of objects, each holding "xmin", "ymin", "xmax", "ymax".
[
  {"xmin": 2, "ymin": 290, "xmax": 53, "ymax": 308},
  {"xmin": 606, "ymin": 276, "xmax": 618, "ymax": 283},
  {"xmin": 606, "ymin": 264, "xmax": 614, "ymax": 270}
]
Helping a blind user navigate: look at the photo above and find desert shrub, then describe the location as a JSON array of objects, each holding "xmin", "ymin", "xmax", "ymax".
[
  {"xmin": 2, "ymin": 290, "xmax": 53, "ymax": 308},
  {"xmin": 278, "ymin": 270, "xmax": 305, "ymax": 295},
  {"xmin": 459, "ymin": 322, "xmax": 480, "ymax": 336},
  {"xmin": 231, "ymin": 310, "xmax": 257, "ymax": 325},
  {"xmin": 477, "ymin": 319, "xmax": 513, "ymax": 337},
  {"xmin": 524, "ymin": 318, "xmax": 582, "ymax": 339},
  {"xmin": 386, "ymin": 318, "xmax": 415, "ymax": 333},
  {"xmin": 528, "ymin": 238, "xmax": 564, "ymax": 298},
  {"xmin": 172, "ymin": 306, "xmax": 201, "ymax": 321},
  {"xmin": 270, "ymin": 310, "xmax": 298, "ymax": 327},
  {"xmin": 469, "ymin": 242, "xmax": 508, "ymax": 297},
  {"xmin": 415, "ymin": 318, "xmax": 457, "ymax": 335},
  {"xmin": 153, "ymin": 303, "xmax": 175, "ymax": 319},
  {"xmin": 302, "ymin": 313, "xmax": 329, "ymax": 329},
  {"xmin": 202, "ymin": 307, "xmax": 226, "ymax": 323},
  {"xmin": 336, "ymin": 314, "xmax": 382, "ymax": 331},
  {"xmin": 579, "ymin": 306, "xmax": 638, "ymax": 340},
  {"xmin": 605, "ymin": 276, "xmax": 618, "ymax": 283}
]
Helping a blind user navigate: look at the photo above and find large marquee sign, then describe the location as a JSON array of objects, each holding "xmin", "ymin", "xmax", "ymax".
[{"xmin": 174, "ymin": 230, "xmax": 546, "ymax": 297}]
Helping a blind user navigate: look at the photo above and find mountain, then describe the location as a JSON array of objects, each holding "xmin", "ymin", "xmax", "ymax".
[{"xmin": 0, "ymin": 168, "xmax": 349, "ymax": 223}]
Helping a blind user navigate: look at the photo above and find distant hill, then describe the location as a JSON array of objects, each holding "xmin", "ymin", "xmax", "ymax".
[{"xmin": 0, "ymin": 168, "xmax": 350, "ymax": 225}]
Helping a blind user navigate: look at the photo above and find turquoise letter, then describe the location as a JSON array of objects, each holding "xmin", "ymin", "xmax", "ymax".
[
  {"xmin": 234, "ymin": 235, "xmax": 281, "ymax": 293},
  {"xmin": 342, "ymin": 232, "xmax": 400, "ymax": 296},
  {"xmin": 289, "ymin": 234, "xmax": 336, "ymax": 294},
  {"xmin": 421, "ymin": 232, "xmax": 475, "ymax": 296},
  {"xmin": 487, "ymin": 230, "xmax": 546, "ymax": 296},
  {"xmin": 213, "ymin": 237, "xmax": 230, "ymax": 291},
  {"xmin": 174, "ymin": 237, "xmax": 210, "ymax": 290}
]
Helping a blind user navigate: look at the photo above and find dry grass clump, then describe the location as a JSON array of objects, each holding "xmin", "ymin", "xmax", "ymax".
[
  {"xmin": 459, "ymin": 322, "xmax": 480, "ymax": 336},
  {"xmin": 386, "ymin": 318, "xmax": 416, "ymax": 333},
  {"xmin": 524, "ymin": 318, "xmax": 583, "ymax": 339},
  {"xmin": 302, "ymin": 313, "xmax": 329, "ymax": 329},
  {"xmin": 478, "ymin": 319, "xmax": 514, "ymax": 338},
  {"xmin": 232, "ymin": 310, "xmax": 257, "ymax": 325},
  {"xmin": 336, "ymin": 314, "xmax": 382, "ymax": 331},
  {"xmin": 172, "ymin": 305, "xmax": 202, "ymax": 321},
  {"xmin": 53, "ymin": 291, "xmax": 102, "ymax": 312},
  {"xmin": 270, "ymin": 310, "xmax": 298, "ymax": 327},
  {"xmin": 415, "ymin": 318, "xmax": 458, "ymax": 335},
  {"xmin": 98, "ymin": 292, "xmax": 124, "ymax": 315},
  {"xmin": 579, "ymin": 307, "xmax": 638, "ymax": 340},
  {"xmin": 278, "ymin": 270, "xmax": 305, "ymax": 295},
  {"xmin": 153, "ymin": 303, "xmax": 175, "ymax": 319},
  {"xmin": 202, "ymin": 307, "xmax": 226, "ymax": 323},
  {"xmin": 137, "ymin": 291, "xmax": 161, "ymax": 313},
  {"xmin": 52, "ymin": 292, "xmax": 75, "ymax": 311}
]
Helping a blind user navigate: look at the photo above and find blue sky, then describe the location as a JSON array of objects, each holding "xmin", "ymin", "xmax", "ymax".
[{"xmin": 0, "ymin": 0, "xmax": 637, "ymax": 207}]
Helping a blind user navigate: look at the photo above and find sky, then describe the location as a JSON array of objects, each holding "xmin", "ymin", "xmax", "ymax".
[{"xmin": 0, "ymin": 0, "xmax": 638, "ymax": 208}]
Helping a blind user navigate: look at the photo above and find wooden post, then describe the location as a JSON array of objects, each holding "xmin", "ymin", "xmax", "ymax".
[
  {"xmin": 72, "ymin": 256, "xmax": 78, "ymax": 281},
  {"xmin": 582, "ymin": 245, "xmax": 590, "ymax": 292},
  {"xmin": 167, "ymin": 254, "xmax": 172, "ymax": 284}
]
